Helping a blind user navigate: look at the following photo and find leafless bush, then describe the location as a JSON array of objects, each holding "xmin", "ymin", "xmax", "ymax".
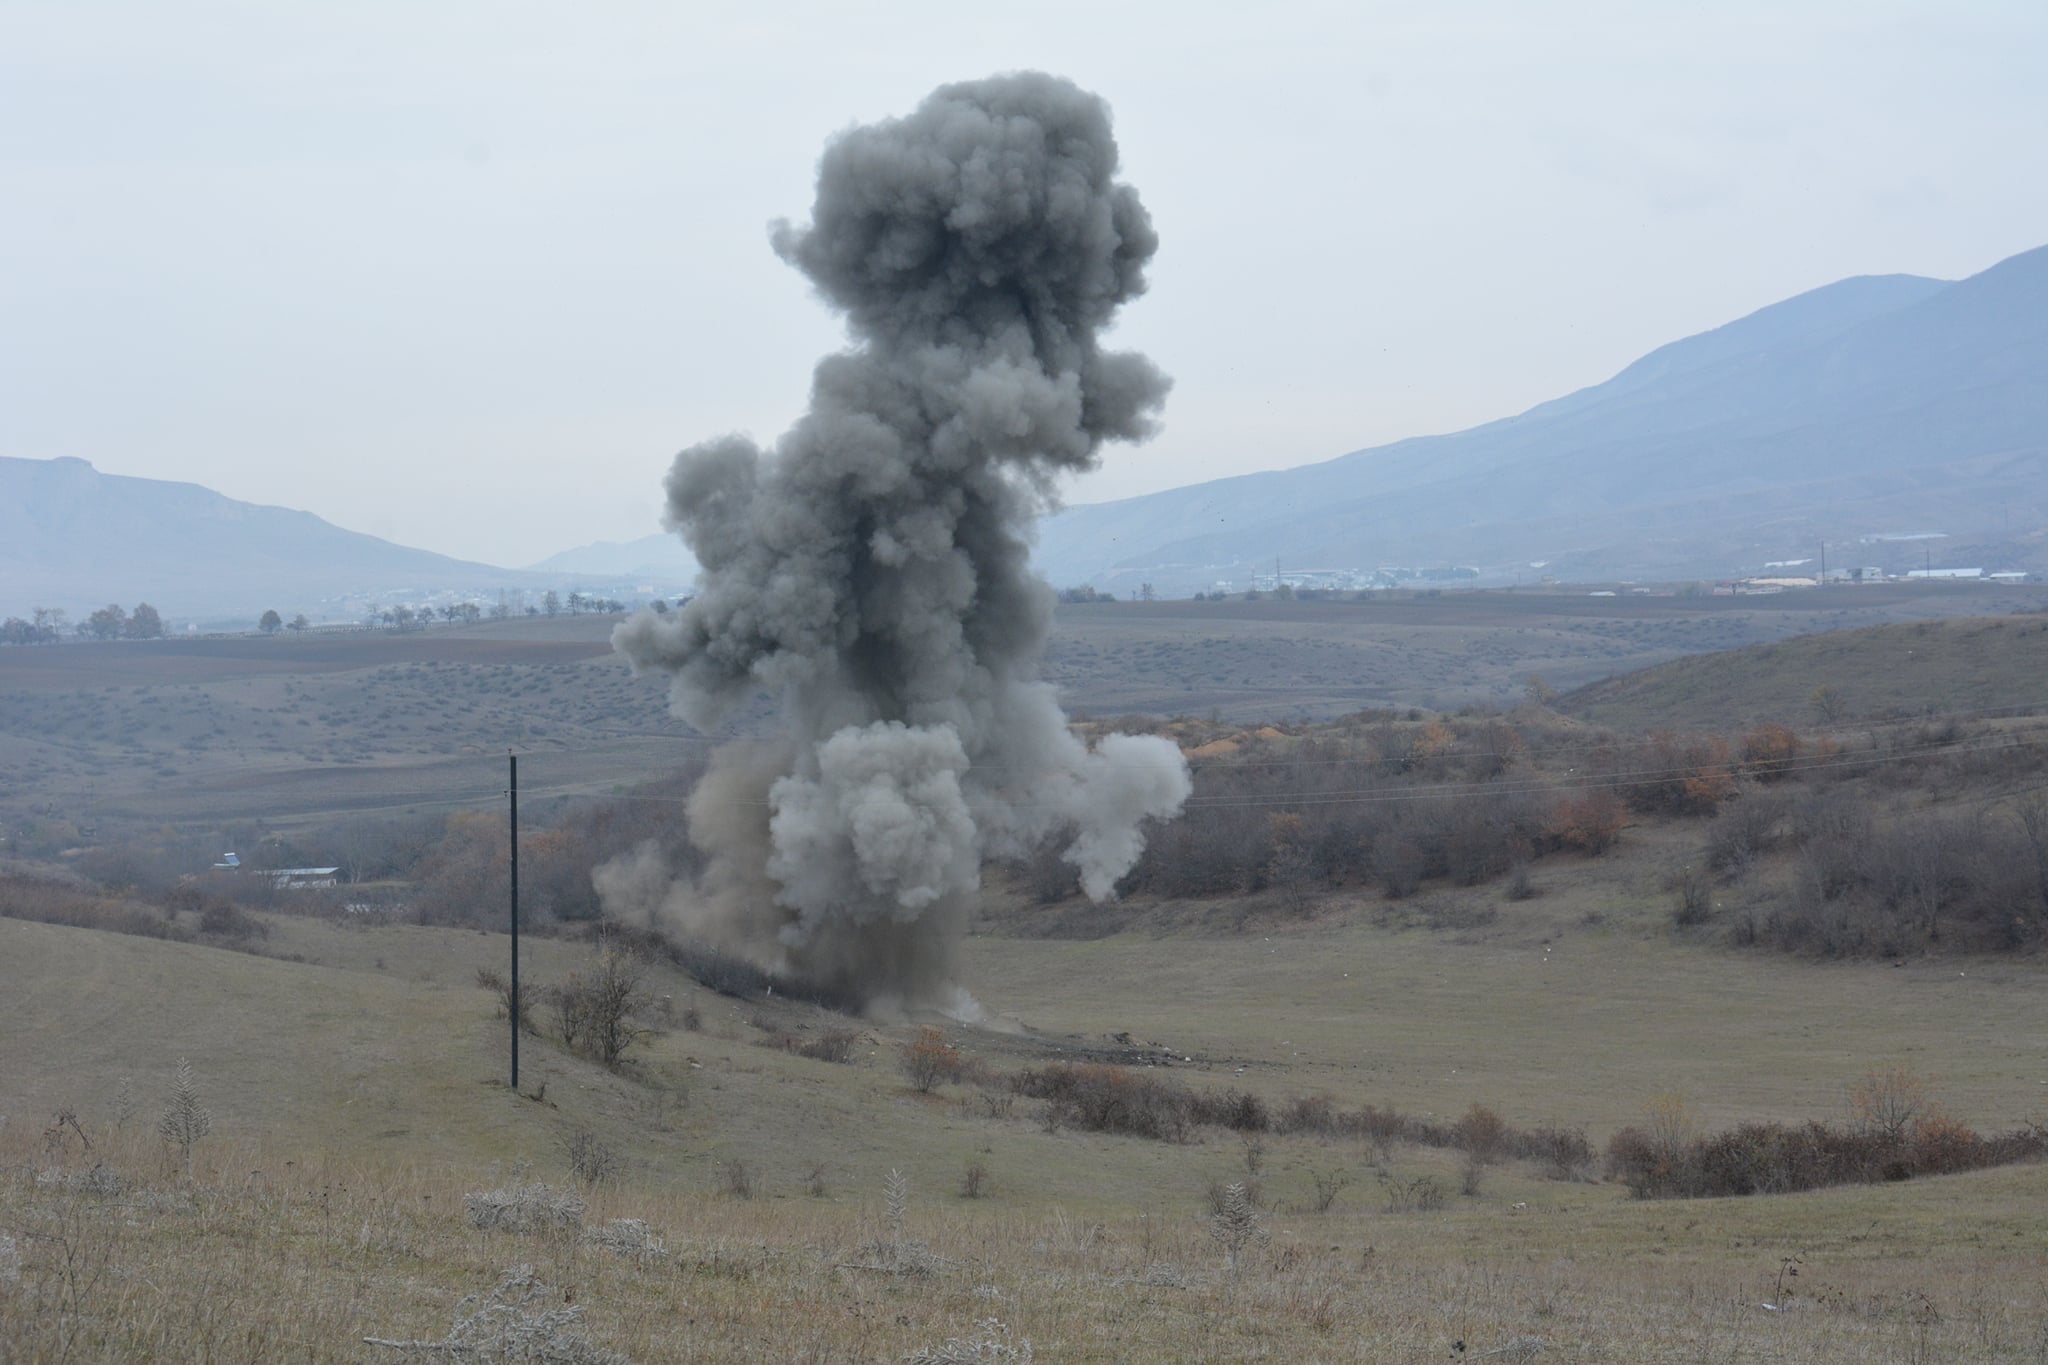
[
  {"xmin": 1522, "ymin": 1125, "xmax": 1595, "ymax": 1180},
  {"xmin": 1208, "ymin": 1181, "xmax": 1269, "ymax": 1278},
  {"xmin": 1308, "ymin": 1167, "xmax": 1351, "ymax": 1213},
  {"xmin": 901, "ymin": 1026, "xmax": 965, "ymax": 1093},
  {"xmin": 1671, "ymin": 864, "xmax": 1714, "ymax": 926},
  {"xmin": 582, "ymin": 1218, "xmax": 667, "ymax": 1262},
  {"xmin": 721, "ymin": 1159, "xmax": 753, "ymax": 1199},
  {"xmin": 762, "ymin": 1027, "xmax": 859, "ymax": 1063},
  {"xmin": 365, "ymin": 1264, "xmax": 628, "ymax": 1363},
  {"xmin": 1705, "ymin": 790, "xmax": 1792, "ymax": 878},
  {"xmin": 548, "ymin": 946, "xmax": 651, "ymax": 1068},
  {"xmin": 1453, "ymin": 1104, "xmax": 1508, "ymax": 1164},
  {"xmin": 1378, "ymin": 1171, "xmax": 1446, "ymax": 1212},
  {"xmin": 960, "ymin": 1159, "xmax": 990, "ymax": 1199},
  {"xmin": 562, "ymin": 1128, "xmax": 619, "ymax": 1186},
  {"xmin": 463, "ymin": 1182, "xmax": 586, "ymax": 1235},
  {"xmin": 476, "ymin": 967, "xmax": 537, "ymax": 1034},
  {"xmin": 907, "ymin": 1317, "xmax": 1033, "ymax": 1364}
]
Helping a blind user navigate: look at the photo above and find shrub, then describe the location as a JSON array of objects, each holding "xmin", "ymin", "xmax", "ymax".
[
  {"xmin": 157, "ymin": 1059, "xmax": 211, "ymax": 1176},
  {"xmin": 1546, "ymin": 790, "xmax": 1625, "ymax": 855},
  {"xmin": 463, "ymin": 1183, "xmax": 587, "ymax": 1235},
  {"xmin": 562, "ymin": 1128, "xmax": 619, "ymax": 1186},
  {"xmin": 1452, "ymin": 1104, "xmax": 1507, "ymax": 1164},
  {"xmin": 1671, "ymin": 864, "xmax": 1714, "ymax": 926},
  {"xmin": 364, "ymin": 1264, "xmax": 625, "ymax": 1364},
  {"xmin": 1606, "ymin": 1111, "xmax": 2043, "ymax": 1200},
  {"xmin": 1739, "ymin": 723, "xmax": 1804, "ymax": 781},
  {"xmin": 901, "ymin": 1027, "xmax": 965, "ymax": 1094},
  {"xmin": 798, "ymin": 1029, "xmax": 859, "ymax": 1064},
  {"xmin": 547, "ymin": 947, "xmax": 651, "ymax": 1068},
  {"xmin": 1012, "ymin": 1062, "xmax": 1191, "ymax": 1141},
  {"xmin": 475, "ymin": 967, "xmax": 537, "ymax": 1034}
]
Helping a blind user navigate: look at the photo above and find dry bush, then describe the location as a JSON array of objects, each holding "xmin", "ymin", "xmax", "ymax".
[
  {"xmin": 907, "ymin": 1318, "xmax": 1032, "ymax": 1365},
  {"xmin": 1605, "ymin": 1074, "xmax": 2045, "ymax": 1200},
  {"xmin": 365, "ymin": 1263, "xmax": 628, "ymax": 1363},
  {"xmin": 548, "ymin": 947, "xmax": 651, "ymax": 1069},
  {"xmin": 1670, "ymin": 864, "xmax": 1714, "ymax": 926},
  {"xmin": 1378, "ymin": 1172, "xmax": 1446, "ymax": 1213},
  {"xmin": 1452, "ymin": 1104, "xmax": 1507, "ymax": 1164},
  {"xmin": 463, "ymin": 1183, "xmax": 586, "ymax": 1235},
  {"xmin": 1612, "ymin": 733, "xmax": 1736, "ymax": 816},
  {"xmin": 1739, "ymin": 723, "xmax": 1804, "ymax": 781},
  {"xmin": 900, "ymin": 1027, "xmax": 965, "ymax": 1094},
  {"xmin": 762, "ymin": 1028, "xmax": 859, "ymax": 1064},
  {"xmin": 582, "ymin": 1218, "xmax": 667, "ymax": 1263},
  {"xmin": 1545, "ymin": 790, "xmax": 1625, "ymax": 855},
  {"xmin": 1010, "ymin": 1063, "xmax": 1194, "ymax": 1142},
  {"xmin": 1520, "ymin": 1126, "xmax": 1595, "ymax": 1181},
  {"xmin": 0, "ymin": 872, "xmax": 190, "ymax": 944},
  {"xmin": 1703, "ymin": 790, "xmax": 1791, "ymax": 878},
  {"xmin": 475, "ymin": 967, "xmax": 537, "ymax": 1034},
  {"xmin": 1207, "ymin": 1181, "xmax": 1269, "ymax": 1278},
  {"xmin": 563, "ymin": 1128, "xmax": 619, "ymax": 1186},
  {"xmin": 1307, "ymin": 1167, "xmax": 1351, "ymax": 1213}
]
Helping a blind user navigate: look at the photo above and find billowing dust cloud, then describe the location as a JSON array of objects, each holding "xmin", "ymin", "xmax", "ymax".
[{"xmin": 608, "ymin": 72, "xmax": 1190, "ymax": 1011}]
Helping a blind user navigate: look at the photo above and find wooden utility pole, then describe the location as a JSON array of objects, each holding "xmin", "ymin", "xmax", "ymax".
[{"xmin": 509, "ymin": 753, "xmax": 520, "ymax": 1090}]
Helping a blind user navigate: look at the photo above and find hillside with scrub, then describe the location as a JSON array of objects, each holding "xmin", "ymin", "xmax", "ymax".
[{"xmin": 8, "ymin": 622, "xmax": 2048, "ymax": 1359}]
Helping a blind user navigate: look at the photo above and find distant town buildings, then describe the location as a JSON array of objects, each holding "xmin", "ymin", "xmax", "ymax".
[{"xmin": 1246, "ymin": 565, "xmax": 1479, "ymax": 593}]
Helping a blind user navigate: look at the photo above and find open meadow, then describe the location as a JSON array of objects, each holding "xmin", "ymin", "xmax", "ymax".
[{"xmin": 3, "ymin": 863, "xmax": 2047, "ymax": 1362}]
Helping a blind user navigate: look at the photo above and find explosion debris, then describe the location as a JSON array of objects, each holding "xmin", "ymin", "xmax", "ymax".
[{"xmin": 610, "ymin": 72, "xmax": 1190, "ymax": 1009}]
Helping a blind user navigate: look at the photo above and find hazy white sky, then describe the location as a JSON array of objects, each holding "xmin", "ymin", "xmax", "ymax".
[{"xmin": 4, "ymin": 1, "xmax": 2044, "ymax": 567}]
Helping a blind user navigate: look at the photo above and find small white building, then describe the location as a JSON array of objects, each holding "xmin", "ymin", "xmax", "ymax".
[{"xmin": 265, "ymin": 867, "xmax": 341, "ymax": 889}]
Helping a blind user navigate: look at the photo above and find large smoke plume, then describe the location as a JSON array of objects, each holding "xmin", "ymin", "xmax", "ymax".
[{"xmin": 609, "ymin": 72, "xmax": 1190, "ymax": 1010}]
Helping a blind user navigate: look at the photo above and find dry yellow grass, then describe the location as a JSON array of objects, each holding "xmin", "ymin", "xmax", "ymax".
[
  {"xmin": 5, "ymin": 1119, "xmax": 2047, "ymax": 1363},
  {"xmin": 5, "ymin": 889, "xmax": 2048, "ymax": 1361}
]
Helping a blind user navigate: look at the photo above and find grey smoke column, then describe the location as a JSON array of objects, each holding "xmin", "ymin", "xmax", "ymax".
[{"xmin": 612, "ymin": 72, "xmax": 1190, "ymax": 1007}]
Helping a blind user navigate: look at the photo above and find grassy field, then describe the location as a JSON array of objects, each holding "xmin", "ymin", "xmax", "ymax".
[
  {"xmin": 5, "ymin": 837, "xmax": 2048, "ymax": 1360},
  {"xmin": 1562, "ymin": 612, "xmax": 2048, "ymax": 731},
  {"xmin": 1043, "ymin": 581, "xmax": 2048, "ymax": 718}
]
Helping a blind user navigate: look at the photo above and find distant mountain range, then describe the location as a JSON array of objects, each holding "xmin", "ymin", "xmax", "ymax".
[
  {"xmin": 525, "ymin": 533, "xmax": 699, "ymax": 580},
  {"xmin": 0, "ymin": 456, "xmax": 693, "ymax": 623},
  {"xmin": 1034, "ymin": 243, "xmax": 2048, "ymax": 593},
  {"xmin": 10, "ymin": 245, "xmax": 2042, "ymax": 618}
]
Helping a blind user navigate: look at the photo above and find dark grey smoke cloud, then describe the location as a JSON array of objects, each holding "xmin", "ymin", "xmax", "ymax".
[{"xmin": 609, "ymin": 72, "xmax": 1190, "ymax": 1011}]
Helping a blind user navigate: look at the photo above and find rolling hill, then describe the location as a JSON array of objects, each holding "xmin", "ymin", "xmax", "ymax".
[
  {"xmin": 1035, "ymin": 245, "xmax": 2048, "ymax": 594},
  {"xmin": 0, "ymin": 456, "xmax": 687, "ymax": 621}
]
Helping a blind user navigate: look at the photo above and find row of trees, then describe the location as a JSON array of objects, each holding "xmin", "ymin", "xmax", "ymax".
[
  {"xmin": 2, "ymin": 603, "xmax": 164, "ymax": 644},
  {"xmin": 356, "ymin": 591, "xmax": 631, "ymax": 632}
]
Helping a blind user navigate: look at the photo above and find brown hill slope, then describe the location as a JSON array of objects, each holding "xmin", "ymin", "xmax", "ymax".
[{"xmin": 1559, "ymin": 612, "xmax": 2048, "ymax": 732}]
